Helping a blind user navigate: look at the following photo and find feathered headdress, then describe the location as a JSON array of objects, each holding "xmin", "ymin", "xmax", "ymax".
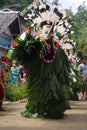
[
  {"xmin": 15, "ymin": 0, "xmax": 75, "ymax": 64},
  {"xmin": 22, "ymin": 0, "xmax": 74, "ymax": 46}
]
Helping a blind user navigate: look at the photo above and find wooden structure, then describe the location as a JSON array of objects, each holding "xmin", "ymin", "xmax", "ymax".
[{"xmin": 0, "ymin": 8, "xmax": 27, "ymax": 56}]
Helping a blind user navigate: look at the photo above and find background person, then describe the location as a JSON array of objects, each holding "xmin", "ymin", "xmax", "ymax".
[
  {"xmin": 78, "ymin": 56, "xmax": 87, "ymax": 100},
  {"xmin": 10, "ymin": 60, "xmax": 20, "ymax": 87},
  {"xmin": 0, "ymin": 56, "xmax": 5, "ymax": 111}
]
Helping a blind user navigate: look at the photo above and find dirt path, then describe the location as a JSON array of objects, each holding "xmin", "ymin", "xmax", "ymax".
[{"xmin": 0, "ymin": 101, "xmax": 87, "ymax": 130}]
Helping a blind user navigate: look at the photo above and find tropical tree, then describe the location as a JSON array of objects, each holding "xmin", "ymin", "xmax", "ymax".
[
  {"xmin": 0, "ymin": 0, "xmax": 33, "ymax": 9},
  {"xmin": 66, "ymin": 2, "xmax": 87, "ymax": 56}
]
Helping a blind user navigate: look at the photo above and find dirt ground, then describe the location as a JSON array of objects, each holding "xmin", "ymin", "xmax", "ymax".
[{"xmin": 0, "ymin": 100, "xmax": 87, "ymax": 130}]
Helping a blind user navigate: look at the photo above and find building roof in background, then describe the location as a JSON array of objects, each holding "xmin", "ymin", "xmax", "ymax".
[
  {"xmin": 0, "ymin": 9, "xmax": 19, "ymax": 33},
  {"xmin": 7, "ymin": 4, "xmax": 21, "ymax": 11}
]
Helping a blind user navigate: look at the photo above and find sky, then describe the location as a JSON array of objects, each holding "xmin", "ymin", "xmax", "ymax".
[{"xmin": 59, "ymin": 0, "xmax": 87, "ymax": 13}]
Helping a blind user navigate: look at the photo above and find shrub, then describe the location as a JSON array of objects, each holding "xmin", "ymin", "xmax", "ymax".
[{"xmin": 5, "ymin": 83, "xmax": 27, "ymax": 101}]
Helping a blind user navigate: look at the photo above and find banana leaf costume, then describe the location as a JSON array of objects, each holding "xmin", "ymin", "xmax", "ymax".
[{"xmin": 13, "ymin": 0, "xmax": 78, "ymax": 119}]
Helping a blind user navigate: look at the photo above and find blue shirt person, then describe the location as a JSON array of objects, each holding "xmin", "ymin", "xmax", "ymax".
[{"xmin": 10, "ymin": 61, "xmax": 20, "ymax": 86}]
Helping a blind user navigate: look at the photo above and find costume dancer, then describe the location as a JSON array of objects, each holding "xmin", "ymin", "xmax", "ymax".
[{"xmin": 14, "ymin": 0, "xmax": 77, "ymax": 118}]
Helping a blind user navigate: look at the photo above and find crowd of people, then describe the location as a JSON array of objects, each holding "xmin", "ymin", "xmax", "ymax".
[{"xmin": 0, "ymin": 55, "xmax": 27, "ymax": 111}]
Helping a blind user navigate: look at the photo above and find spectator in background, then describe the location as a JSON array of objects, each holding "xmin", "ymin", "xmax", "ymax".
[
  {"xmin": 20, "ymin": 73, "xmax": 26, "ymax": 85},
  {"xmin": 19, "ymin": 65, "xmax": 27, "ymax": 85},
  {"xmin": 10, "ymin": 60, "xmax": 20, "ymax": 87},
  {"xmin": 0, "ymin": 56, "xmax": 5, "ymax": 111},
  {"xmin": 78, "ymin": 56, "xmax": 87, "ymax": 100},
  {"xmin": 4, "ymin": 64, "xmax": 10, "ymax": 86}
]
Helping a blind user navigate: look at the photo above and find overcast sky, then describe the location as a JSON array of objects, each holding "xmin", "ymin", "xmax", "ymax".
[{"xmin": 59, "ymin": 0, "xmax": 87, "ymax": 13}]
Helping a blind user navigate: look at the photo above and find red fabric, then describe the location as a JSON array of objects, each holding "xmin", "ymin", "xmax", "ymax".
[
  {"xmin": 0, "ymin": 84, "xmax": 4, "ymax": 101},
  {"xmin": 4, "ymin": 68, "xmax": 8, "ymax": 73},
  {"xmin": 0, "ymin": 75, "xmax": 5, "ymax": 101},
  {"xmin": 12, "ymin": 41, "xmax": 18, "ymax": 47},
  {"xmin": 23, "ymin": 70, "xmax": 27, "ymax": 74},
  {"xmin": 4, "ymin": 57, "xmax": 10, "ymax": 64}
]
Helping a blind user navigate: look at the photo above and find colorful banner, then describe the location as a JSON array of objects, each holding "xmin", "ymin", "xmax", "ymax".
[{"xmin": 6, "ymin": 28, "xmax": 30, "ymax": 59}]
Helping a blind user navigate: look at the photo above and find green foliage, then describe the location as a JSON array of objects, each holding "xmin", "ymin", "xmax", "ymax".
[
  {"xmin": 13, "ymin": 28, "xmax": 81, "ymax": 119},
  {"xmin": 0, "ymin": 0, "xmax": 33, "ymax": 10},
  {"xmin": 5, "ymin": 84, "xmax": 13, "ymax": 101},
  {"xmin": 5, "ymin": 84, "xmax": 27, "ymax": 101},
  {"xmin": 19, "ymin": 48, "xmax": 72, "ymax": 119},
  {"xmin": 13, "ymin": 33, "xmax": 43, "ymax": 69},
  {"xmin": 23, "ymin": 89, "xmax": 69, "ymax": 119},
  {"xmin": 65, "ymin": 66, "xmax": 83, "ymax": 100},
  {"xmin": 66, "ymin": 2, "xmax": 87, "ymax": 55},
  {"xmin": 23, "ymin": 75, "xmax": 70, "ymax": 119}
]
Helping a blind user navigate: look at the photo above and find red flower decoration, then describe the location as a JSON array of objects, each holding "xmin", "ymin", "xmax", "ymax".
[
  {"xmin": 12, "ymin": 41, "xmax": 18, "ymax": 47},
  {"xmin": 24, "ymin": 28, "xmax": 30, "ymax": 34}
]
